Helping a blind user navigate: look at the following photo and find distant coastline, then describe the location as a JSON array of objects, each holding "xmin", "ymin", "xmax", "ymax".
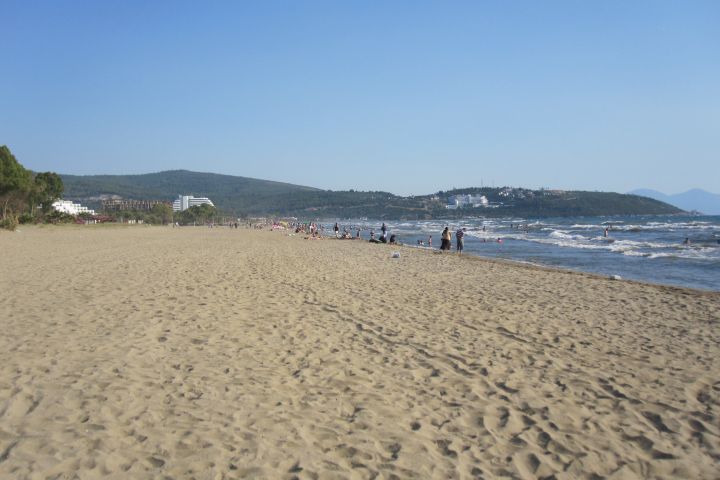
[{"xmin": 60, "ymin": 170, "xmax": 683, "ymax": 219}]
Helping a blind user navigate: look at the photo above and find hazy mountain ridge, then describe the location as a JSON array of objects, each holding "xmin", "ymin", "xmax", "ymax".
[
  {"xmin": 629, "ymin": 188, "xmax": 720, "ymax": 215},
  {"xmin": 60, "ymin": 170, "xmax": 683, "ymax": 218}
]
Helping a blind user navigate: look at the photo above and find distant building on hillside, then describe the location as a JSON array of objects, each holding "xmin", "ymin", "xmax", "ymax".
[
  {"xmin": 446, "ymin": 194, "xmax": 488, "ymax": 209},
  {"xmin": 101, "ymin": 199, "xmax": 172, "ymax": 212},
  {"xmin": 52, "ymin": 200, "xmax": 96, "ymax": 216},
  {"xmin": 172, "ymin": 195, "xmax": 215, "ymax": 212}
]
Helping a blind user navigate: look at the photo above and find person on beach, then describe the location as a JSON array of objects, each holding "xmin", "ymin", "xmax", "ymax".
[
  {"xmin": 428, "ymin": 235, "xmax": 432, "ymax": 246},
  {"xmin": 440, "ymin": 227, "xmax": 452, "ymax": 250},
  {"xmin": 456, "ymin": 227, "xmax": 466, "ymax": 253},
  {"xmin": 381, "ymin": 223, "xmax": 387, "ymax": 237},
  {"xmin": 334, "ymin": 222, "xmax": 340, "ymax": 238}
]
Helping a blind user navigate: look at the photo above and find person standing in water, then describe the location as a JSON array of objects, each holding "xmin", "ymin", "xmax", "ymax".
[{"xmin": 456, "ymin": 227, "xmax": 466, "ymax": 253}]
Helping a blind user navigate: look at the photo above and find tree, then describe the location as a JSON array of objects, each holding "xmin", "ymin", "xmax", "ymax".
[
  {"xmin": 0, "ymin": 145, "xmax": 33, "ymax": 221},
  {"xmin": 178, "ymin": 204, "xmax": 217, "ymax": 224},
  {"xmin": 150, "ymin": 203, "xmax": 173, "ymax": 224},
  {"xmin": 32, "ymin": 172, "xmax": 64, "ymax": 214}
]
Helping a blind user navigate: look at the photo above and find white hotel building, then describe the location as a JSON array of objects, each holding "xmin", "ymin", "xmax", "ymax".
[
  {"xmin": 52, "ymin": 200, "xmax": 96, "ymax": 216},
  {"xmin": 446, "ymin": 194, "xmax": 489, "ymax": 209},
  {"xmin": 172, "ymin": 195, "xmax": 215, "ymax": 212}
]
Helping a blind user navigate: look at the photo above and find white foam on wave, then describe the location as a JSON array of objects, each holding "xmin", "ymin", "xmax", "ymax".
[
  {"xmin": 465, "ymin": 231, "xmax": 528, "ymax": 241},
  {"xmin": 620, "ymin": 247, "xmax": 719, "ymax": 261},
  {"xmin": 618, "ymin": 222, "xmax": 718, "ymax": 231},
  {"xmin": 549, "ymin": 230, "xmax": 587, "ymax": 241},
  {"xmin": 528, "ymin": 237, "xmax": 607, "ymax": 251},
  {"xmin": 609, "ymin": 239, "xmax": 672, "ymax": 251},
  {"xmin": 621, "ymin": 250, "xmax": 650, "ymax": 257}
]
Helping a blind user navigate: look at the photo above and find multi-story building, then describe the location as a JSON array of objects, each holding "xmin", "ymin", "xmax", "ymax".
[
  {"xmin": 52, "ymin": 200, "xmax": 96, "ymax": 216},
  {"xmin": 172, "ymin": 195, "xmax": 215, "ymax": 212},
  {"xmin": 446, "ymin": 194, "xmax": 488, "ymax": 209}
]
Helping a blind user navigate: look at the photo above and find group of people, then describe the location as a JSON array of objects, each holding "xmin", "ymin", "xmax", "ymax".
[
  {"xmin": 440, "ymin": 226, "xmax": 467, "ymax": 253},
  {"xmin": 368, "ymin": 223, "xmax": 397, "ymax": 244},
  {"xmin": 327, "ymin": 222, "xmax": 398, "ymax": 244}
]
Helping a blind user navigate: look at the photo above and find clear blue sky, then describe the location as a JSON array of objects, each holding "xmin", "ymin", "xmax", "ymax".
[{"xmin": 3, "ymin": 1, "xmax": 718, "ymax": 195}]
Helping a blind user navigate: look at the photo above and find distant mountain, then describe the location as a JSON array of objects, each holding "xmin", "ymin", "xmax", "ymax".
[
  {"xmin": 629, "ymin": 188, "xmax": 720, "ymax": 215},
  {"xmin": 61, "ymin": 170, "xmax": 684, "ymax": 218}
]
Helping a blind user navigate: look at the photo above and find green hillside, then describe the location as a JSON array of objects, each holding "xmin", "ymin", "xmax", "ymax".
[
  {"xmin": 61, "ymin": 170, "xmax": 319, "ymax": 211},
  {"xmin": 61, "ymin": 170, "xmax": 684, "ymax": 219}
]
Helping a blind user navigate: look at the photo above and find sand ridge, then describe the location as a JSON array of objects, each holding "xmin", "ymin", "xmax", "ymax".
[{"xmin": 0, "ymin": 226, "xmax": 719, "ymax": 479}]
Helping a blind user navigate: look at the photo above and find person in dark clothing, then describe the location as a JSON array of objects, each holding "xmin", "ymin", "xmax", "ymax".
[
  {"xmin": 456, "ymin": 227, "xmax": 466, "ymax": 253},
  {"xmin": 440, "ymin": 227, "xmax": 451, "ymax": 251}
]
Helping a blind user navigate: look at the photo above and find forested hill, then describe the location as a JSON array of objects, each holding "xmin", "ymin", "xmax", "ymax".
[
  {"xmin": 61, "ymin": 169, "xmax": 319, "ymax": 208},
  {"xmin": 61, "ymin": 170, "xmax": 684, "ymax": 219}
]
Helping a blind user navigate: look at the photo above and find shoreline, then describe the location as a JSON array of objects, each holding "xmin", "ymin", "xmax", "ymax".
[
  {"xmin": 7, "ymin": 222, "xmax": 718, "ymax": 295},
  {"xmin": 6, "ymin": 222, "xmax": 718, "ymax": 294},
  {"xmin": 342, "ymin": 233, "xmax": 720, "ymax": 296}
]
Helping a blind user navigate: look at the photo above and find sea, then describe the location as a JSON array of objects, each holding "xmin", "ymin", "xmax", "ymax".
[{"xmin": 327, "ymin": 215, "xmax": 720, "ymax": 292}]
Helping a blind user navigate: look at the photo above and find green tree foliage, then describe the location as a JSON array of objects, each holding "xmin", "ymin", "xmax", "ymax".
[
  {"xmin": 31, "ymin": 172, "xmax": 64, "ymax": 214},
  {"xmin": 0, "ymin": 145, "xmax": 33, "ymax": 224},
  {"xmin": 178, "ymin": 204, "xmax": 217, "ymax": 225},
  {"xmin": 150, "ymin": 203, "xmax": 174, "ymax": 224},
  {"xmin": 0, "ymin": 146, "xmax": 67, "ymax": 228}
]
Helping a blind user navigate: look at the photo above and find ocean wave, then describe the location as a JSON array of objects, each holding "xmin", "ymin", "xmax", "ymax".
[
  {"xmin": 609, "ymin": 239, "xmax": 673, "ymax": 250},
  {"xmin": 549, "ymin": 230, "xmax": 587, "ymax": 241},
  {"xmin": 619, "ymin": 247, "xmax": 720, "ymax": 261},
  {"xmin": 528, "ymin": 237, "xmax": 607, "ymax": 250},
  {"xmin": 465, "ymin": 230, "xmax": 528, "ymax": 240},
  {"xmin": 570, "ymin": 224, "xmax": 602, "ymax": 229}
]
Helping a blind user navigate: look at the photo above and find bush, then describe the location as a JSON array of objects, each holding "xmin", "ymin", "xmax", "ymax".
[
  {"xmin": 0, "ymin": 216, "xmax": 19, "ymax": 231},
  {"xmin": 18, "ymin": 213, "xmax": 35, "ymax": 224},
  {"xmin": 44, "ymin": 210, "xmax": 75, "ymax": 224}
]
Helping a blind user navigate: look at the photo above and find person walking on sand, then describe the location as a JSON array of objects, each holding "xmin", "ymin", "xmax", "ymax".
[
  {"xmin": 456, "ymin": 227, "xmax": 466, "ymax": 253},
  {"xmin": 334, "ymin": 222, "xmax": 340, "ymax": 238},
  {"xmin": 381, "ymin": 222, "xmax": 387, "ymax": 238},
  {"xmin": 440, "ymin": 227, "xmax": 452, "ymax": 251}
]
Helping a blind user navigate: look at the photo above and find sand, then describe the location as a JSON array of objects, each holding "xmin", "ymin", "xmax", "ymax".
[{"xmin": 0, "ymin": 225, "xmax": 718, "ymax": 479}]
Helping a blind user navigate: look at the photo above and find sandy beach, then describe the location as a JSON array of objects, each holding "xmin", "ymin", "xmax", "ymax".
[{"xmin": 0, "ymin": 225, "xmax": 718, "ymax": 479}]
